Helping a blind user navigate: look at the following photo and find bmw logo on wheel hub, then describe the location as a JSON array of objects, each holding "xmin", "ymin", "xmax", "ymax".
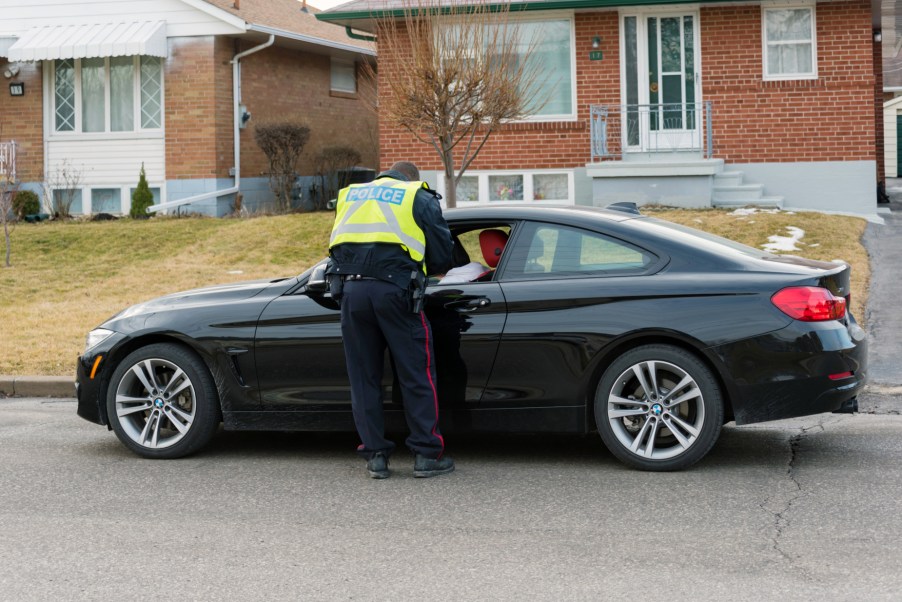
[
  {"xmin": 651, "ymin": 403, "xmax": 663, "ymax": 416},
  {"xmin": 154, "ymin": 398, "xmax": 164, "ymax": 409}
]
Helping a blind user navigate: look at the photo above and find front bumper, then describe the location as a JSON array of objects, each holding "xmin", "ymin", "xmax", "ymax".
[
  {"xmin": 75, "ymin": 332, "xmax": 127, "ymax": 426},
  {"xmin": 711, "ymin": 315, "xmax": 867, "ymax": 425}
]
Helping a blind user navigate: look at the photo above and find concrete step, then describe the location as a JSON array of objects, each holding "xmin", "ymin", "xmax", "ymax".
[
  {"xmin": 712, "ymin": 183, "xmax": 764, "ymax": 202},
  {"xmin": 713, "ymin": 171, "xmax": 744, "ymax": 187},
  {"xmin": 712, "ymin": 196, "xmax": 784, "ymax": 209}
]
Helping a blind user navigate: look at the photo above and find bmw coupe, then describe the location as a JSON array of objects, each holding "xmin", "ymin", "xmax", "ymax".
[{"xmin": 76, "ymin": 205, "xmax": 867, "ymax": 471}]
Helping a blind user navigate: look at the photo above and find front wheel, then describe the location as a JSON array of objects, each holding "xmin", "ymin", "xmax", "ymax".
[
  {"xmin": 594, "ymin": 345, "xmax": 724, "ymax": 471},
  {"xmin": 106, "ymin": 343, "xmax": 220, "ymax": 459}
]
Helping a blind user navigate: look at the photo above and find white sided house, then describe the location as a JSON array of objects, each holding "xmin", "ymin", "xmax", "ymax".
[{"xmin": 0, "ymin": 0, "xmax": 376, "ymax": 216}]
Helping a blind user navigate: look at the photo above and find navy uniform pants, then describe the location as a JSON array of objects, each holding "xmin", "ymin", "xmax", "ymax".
[{"xmin": 340, "ymin": 278, "xmax": 445, "ymax": 460}]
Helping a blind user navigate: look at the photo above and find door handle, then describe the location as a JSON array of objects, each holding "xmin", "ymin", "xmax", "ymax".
[{"xmin": 445, "ymin": 297, "xmax": 491, "ymax": 311}]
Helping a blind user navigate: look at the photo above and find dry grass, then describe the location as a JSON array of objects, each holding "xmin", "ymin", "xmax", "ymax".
[
  {"xmin": 0, "ymin": 208, "xmax": 869, "ymax": 376},
  {"xmin": 1, "ymin": 214, "xmax": 333, "ymax": 376}
]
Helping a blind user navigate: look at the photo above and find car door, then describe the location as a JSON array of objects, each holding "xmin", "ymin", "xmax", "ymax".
[
  {"xmin": 424, "ymin": 280, "xmax": 507, "ymax": 408},
  {"xmin": 485, "ymin": 220, "xmax": 661, "ymax": 432},
  {"xmin": 252, "ymin": 261, "xmax": 507, "ymax": 431},
  {"xmin": 254, "ymin": 281, "xmax": 353, "ymax": 419}
]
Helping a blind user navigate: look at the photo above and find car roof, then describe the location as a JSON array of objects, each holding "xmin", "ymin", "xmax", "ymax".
[{"xmin": 443, "ymin": 204, "xmax": 638, "ymax": 224}]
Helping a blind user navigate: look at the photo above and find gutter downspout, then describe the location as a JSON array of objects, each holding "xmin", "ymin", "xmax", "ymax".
[
  {"xmin": 148, "ymin": 34, "xmax": 275, "ymax": 214},
  {"xmin": 231, "ymin": 34, "xmax": 274, "ymax": 194},
  {"xmin": 345, "ymin": 26, "xmax": 376, "ymax": 43}
]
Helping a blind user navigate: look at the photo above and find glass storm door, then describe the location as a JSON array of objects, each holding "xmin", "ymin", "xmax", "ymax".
[{"xmin": 622, "ymin": 13, "xmax": 700, "ymax": 152}]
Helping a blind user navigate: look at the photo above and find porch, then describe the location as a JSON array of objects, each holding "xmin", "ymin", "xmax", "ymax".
[{"xmin": 586, "ymin": 103, "xmax": 782, "ymax": 209}]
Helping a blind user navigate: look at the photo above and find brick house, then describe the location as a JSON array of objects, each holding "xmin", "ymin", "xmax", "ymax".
[
  {"xmin": 320, "ymin": 0, "xmax": 883, "ymax": 217},
  {"xmin": 0, "ymin": 0, "xmax": 376, "ymax": 216}
]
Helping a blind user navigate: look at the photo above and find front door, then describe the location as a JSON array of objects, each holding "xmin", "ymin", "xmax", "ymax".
[{"xmin": 622, "ymin": 12, "xmax": 700, "ymax": 153}]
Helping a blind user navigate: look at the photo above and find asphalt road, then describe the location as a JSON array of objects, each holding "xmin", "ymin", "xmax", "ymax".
[{"xmin": 2, "ymin": 397, "xmax": 901, "ymax": 601}]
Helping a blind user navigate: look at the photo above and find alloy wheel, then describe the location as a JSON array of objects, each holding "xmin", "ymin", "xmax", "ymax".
[
  {"xmin": 606, "ymin": 359, "xmax": 705, "ymax": 461},
  {"xmin": 114, "ymin": 357, "xmax": 197, "ymax": 449}
]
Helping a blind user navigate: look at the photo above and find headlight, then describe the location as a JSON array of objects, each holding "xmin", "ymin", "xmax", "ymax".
[{"xmin": 84, "ymin": 328, "xmax": 115, "ymax": 353}]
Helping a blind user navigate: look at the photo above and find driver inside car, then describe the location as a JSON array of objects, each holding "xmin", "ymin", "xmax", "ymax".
[{"xmin": 438, "ymin": 229, "xmax": 508, "ymax": 284}]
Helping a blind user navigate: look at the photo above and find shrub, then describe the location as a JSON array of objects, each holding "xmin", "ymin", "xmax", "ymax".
[
  {"xmin": 130, "ymin": 164, "xmax": 154, "ymax": 219},
  {"xmin": 254, "ymin": 123, "xmax": 311, "ymax": 213},
  {"xmin": 313, "ymin": 146, "xmax": 362, "ymax": 211},
  {"xmin": 13, "ymin": 190, "xmax": 40, "ymax": 219}
]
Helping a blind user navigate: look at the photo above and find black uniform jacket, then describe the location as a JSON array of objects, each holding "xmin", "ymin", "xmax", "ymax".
[{"xmin": 328, "ymin": 170, "xmax": 454, "ymax": 289}]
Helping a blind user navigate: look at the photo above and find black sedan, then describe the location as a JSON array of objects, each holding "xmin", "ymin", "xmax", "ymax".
[{"xmin": 75, "ymin": 205, "xmax": 867, "ymax": 471}]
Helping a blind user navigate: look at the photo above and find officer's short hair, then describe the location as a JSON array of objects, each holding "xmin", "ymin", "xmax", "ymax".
[{"xmin": 390, "ymin": 161, "xmax": 420, "ymax": 182}]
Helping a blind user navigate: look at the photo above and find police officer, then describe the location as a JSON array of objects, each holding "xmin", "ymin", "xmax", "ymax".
[{"xmin": 328, "ymin": 161, "xmax": 454, "ymax": 479}]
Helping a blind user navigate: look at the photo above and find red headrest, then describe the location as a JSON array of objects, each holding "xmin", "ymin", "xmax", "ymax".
[{"xmin": 479, "ymin": 229, "xmax": 508, "ymax": 268}]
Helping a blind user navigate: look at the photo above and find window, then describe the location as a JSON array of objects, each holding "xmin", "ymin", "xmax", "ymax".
[
  {"xmin": 53, "ymin": 56, "xmax": 163, "ymax": 133},
  {"xmin": 437, "ymin": 170, "xmax": 573, "ymax": 204},
  {"xmin": 92, "ymin": 189, "xmax": 121, "ymax": 213},
  {"xmin": 762, "ymin": 5, "xmax": 816, "ymax": 79},
  {"xmin": 504, "ymin": 223, "xmax": 656, "ymax": 279},
  {"xmin": 52, "ymin": 189, "xmax": 82, "ymax": 214},
  {"xmin": 443, "ymin": 16, "xmax": 575, "ymax": 120},
  {"xmin": 456, "ymin": 175, "xmax": 479, "ymax": 202},
  {"xmin": 513, "ymin": 19, "xmax": 574, "ymax": 118},
  {"xmin": 489, "ymin": 174, "xmax": 523, "ymax": 201},
  {"xmin": 331, "ymin": 58, "xmax": 356, "ymax": 94}
]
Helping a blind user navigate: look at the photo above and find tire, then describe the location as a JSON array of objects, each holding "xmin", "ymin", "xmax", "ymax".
[
  {"xmin": 594, "ymin": 344, "xmax": 724, "ymax": 471},
  {"xmin": 106, "ymin": 343, "xmax": 220, "ymax": 459}
]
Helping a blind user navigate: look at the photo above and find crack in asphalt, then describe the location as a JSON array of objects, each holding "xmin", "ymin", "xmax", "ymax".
[{"xmin": 760, "ymin": 416, "xmax": 844, "ymax": 578}]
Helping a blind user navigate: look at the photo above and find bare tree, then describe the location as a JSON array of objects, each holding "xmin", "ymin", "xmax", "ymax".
[
  {"xmin": 0, "ymin": 130, "xmax": 19, "ymax": 267},
  {"xmin": 43, "ymin": 159, "xmax": 83, "ymax": 218},
  {"xmin": 365, "ymin": 0, "xmax": 546, "ymax": 208},
  {"xmin": 0, "ymin": 174, "xmax": 18, "ymax": 268}
]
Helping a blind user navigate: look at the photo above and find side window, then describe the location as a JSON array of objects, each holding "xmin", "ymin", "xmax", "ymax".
[
  {"xmin": 503, "ymin": 223, "xmax": 656, "ymax": 279},
  {"xmin": 432, "ymin": 225, "xmax": 512, "ymax": 284}
]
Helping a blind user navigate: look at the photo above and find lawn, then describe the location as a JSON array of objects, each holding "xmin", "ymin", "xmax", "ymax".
[{"xmin": 0, "ymin": 208, "xmax": 869, "ymax": 376}]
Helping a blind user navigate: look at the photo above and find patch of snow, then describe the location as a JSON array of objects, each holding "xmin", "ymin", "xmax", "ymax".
[
  {"xmin": 762, "ymin": 226, "xmax": 805, "ymax": 253},
  {"xmin": 732, "ymin": 208, "xmax": 783, "ymax": 216},
  {"xmin": 227, "ymin": 270, "xmax": 244, "ymax": 275},
  {"xmin": 808, "ymin": 243, "xmax": 820, "ymax": 248}
]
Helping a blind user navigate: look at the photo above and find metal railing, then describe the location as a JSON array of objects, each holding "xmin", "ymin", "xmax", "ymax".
[
  {"xmin": 590, "ymin": 102, "xmax": 713, "ymax": 161},
  {"xmin": 0, "ymin": 140, "xmax": 16, "ymax": 182}
]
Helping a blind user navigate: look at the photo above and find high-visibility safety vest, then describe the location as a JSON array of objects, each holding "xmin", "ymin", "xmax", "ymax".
[{"xmin": 329, "ymin": 178, "xmax": 428, "ymax": 264}]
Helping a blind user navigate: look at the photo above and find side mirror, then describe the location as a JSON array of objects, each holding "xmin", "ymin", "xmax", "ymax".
[{"xmin": 306, "ymin": 263, "xmax": 329, "ymax": 294}]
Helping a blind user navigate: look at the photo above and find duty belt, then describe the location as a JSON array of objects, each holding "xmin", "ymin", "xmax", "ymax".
[{"xmin": 343, "ymin": 275, "xmax": 379, "ymax": 281}]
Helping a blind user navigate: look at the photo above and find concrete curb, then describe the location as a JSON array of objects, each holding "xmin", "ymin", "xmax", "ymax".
[{"xmin": 0, "ymin": 376, "xmax": 75, "ymax": 398}]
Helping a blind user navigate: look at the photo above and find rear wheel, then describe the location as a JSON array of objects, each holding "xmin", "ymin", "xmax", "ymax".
[
  {"xmin": 594, "ymin": 344, "xmax": 724, "ymax": 471},
  {"xmin": 106, "ymin": 343, "xmax": 220, "ymax": 459}
]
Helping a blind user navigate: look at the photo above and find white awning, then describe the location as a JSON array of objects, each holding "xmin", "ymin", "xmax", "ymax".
[
  {"xmin": 7, "ymin": 21, "xmax": 167, "ymax": 62},
  {"xmin": 0, "ymin": 36, "xmax": 17, "ymax": 57}
]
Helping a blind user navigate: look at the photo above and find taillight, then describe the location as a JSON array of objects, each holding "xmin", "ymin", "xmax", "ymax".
[{"xmin": 771, "ymin": 286, "xmax": 846, "ymax": 321}]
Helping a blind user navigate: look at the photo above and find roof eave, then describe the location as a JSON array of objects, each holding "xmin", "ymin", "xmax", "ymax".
[
  {"xmin": 316, "ymin": 0, "xmax": 758, "ymax": 31},
  {"xmin": 247, "ymin": 23, "xmax": 375, "ymax": 56}
]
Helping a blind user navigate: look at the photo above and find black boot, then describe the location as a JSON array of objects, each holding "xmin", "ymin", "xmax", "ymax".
[
  {"xmin": 366, "ymin": 452, "xmax": 390, "ymax": 479},
  {"xmin": 413, "ymin": 454, "xmax": 455, "ymax": 478}
]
